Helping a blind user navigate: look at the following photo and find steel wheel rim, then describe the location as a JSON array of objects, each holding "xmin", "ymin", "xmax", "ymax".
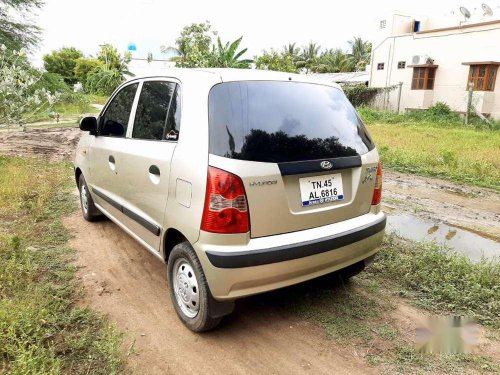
[
  {"xmin": 172, "ymin": 258, "xmax": 200, "ymax": 318},
  {"xmin": 81, "ymin": 185, "xmax": 89, "ymax": 214}
]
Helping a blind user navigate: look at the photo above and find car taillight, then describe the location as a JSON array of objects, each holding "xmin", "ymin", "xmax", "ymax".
[
  {"xmin": 371, "ymin": 161, "xmax": 383, "ymax": 205},
  {"xmin": 201, "ymin": 167, "xmax": 249, "ymax": 234}
]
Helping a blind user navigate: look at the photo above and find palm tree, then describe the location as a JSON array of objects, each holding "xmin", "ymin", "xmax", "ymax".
[
  {"xmin": 313, "ymin": 49, "xmax": 354, "ymax": 73},
  {"xmin": 296, "ymin": 42, "xmax": 321, "ymax": 73},
  {"xmin": 210, "ymin": 36, "xmax": 253, "ymax": 68},
  {"xmin": 282, "ymin": 43, "xmax": 300, "ymax": 59},
  {"xmin": 348, "ymin": 37, "xmax": 372, "ymax": 71}
]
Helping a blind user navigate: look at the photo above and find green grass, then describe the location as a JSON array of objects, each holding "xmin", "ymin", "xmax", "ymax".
[
  {"xmin": 358, "ymin": 108, "xmax": 500, "ymax": 190},
  {"xmin": 368, "ymin": 235, "xmax": 500, "ymax": 329},
  {"xmin": 268, "ymin": 234, "xmax": 500, "ymax": 373},
  {"xmin": 0, "ymin": 156, "xmax": 122, "ymax": 374}
]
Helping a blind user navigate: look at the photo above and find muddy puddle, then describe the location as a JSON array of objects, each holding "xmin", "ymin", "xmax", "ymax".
[{"xmin": 386, "ymin": 214, "xmax": 499, "ymax": 262}]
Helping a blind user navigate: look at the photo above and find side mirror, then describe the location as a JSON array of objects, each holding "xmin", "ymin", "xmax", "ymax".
[{"xmin": 80, "ymin": 116, "xmax": 97, "ymax": 134}]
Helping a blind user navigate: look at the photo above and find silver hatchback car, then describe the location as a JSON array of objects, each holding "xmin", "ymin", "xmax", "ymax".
[{"xmin": 75, "ymin": 68, "xmax": 385, "ymax": 332}]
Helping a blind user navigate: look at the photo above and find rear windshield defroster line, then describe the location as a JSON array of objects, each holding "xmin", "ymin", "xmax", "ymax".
[{"xmin": 208, "ymin": 81, "xmax": 374, "ymax": 164}]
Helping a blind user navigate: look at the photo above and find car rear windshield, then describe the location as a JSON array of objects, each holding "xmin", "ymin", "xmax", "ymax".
[{"xmin": 208, "ymin": 81, "xmax": 374, "ymax": 163}]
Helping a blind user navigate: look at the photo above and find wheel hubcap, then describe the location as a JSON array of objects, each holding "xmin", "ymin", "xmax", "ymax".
[
  {"xmin": 173, "ymin": 259, "xmax": 199, "ymax": 318},
  {"xmin": 81, "ymin": 185, "xmax": 89, "ymax": 214}
]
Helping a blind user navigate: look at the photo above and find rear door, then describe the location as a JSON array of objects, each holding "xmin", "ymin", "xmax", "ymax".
[
  {"xmin": 118, "ymin": 79, "xmax": 181, "ymax": 251},
  {"xmin": 208, "ymin": 81, "xmax": 378, "ymax": 238}
]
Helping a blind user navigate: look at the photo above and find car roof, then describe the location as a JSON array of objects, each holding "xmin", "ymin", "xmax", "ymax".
[{"xmin": 126, "ymin": 68, "xmax": 341, "ymax": 89}]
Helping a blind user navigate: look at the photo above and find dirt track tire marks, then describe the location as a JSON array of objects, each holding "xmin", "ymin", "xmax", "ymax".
[{"xmin": 64, "ymin": 214, "xmax": 375, "ymax": 375}]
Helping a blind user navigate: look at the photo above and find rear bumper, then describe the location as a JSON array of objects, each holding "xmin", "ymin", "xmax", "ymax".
[
  {"xmin": 195, "ymin": 211, "xmax": 386, "ymax": 300},
  {"xmin": 206, "ymin": 215, "xmax": 386, "ymax": 268}
]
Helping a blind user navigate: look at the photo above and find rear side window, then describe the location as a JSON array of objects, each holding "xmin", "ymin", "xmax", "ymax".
[
  {"xmin": 164, "ymin": 85, "xmax": 181, "ymax": 141},
  {"xmin": 100, "ymin": 83, "xmax": 138, "ymax": 137},
  {"xmin": 133, "ymin": 81, "xmax": 177, "ymax": 140},
  {"xmin": 208, "ymin": 81, "xmax": 374, "ymax": 163}
]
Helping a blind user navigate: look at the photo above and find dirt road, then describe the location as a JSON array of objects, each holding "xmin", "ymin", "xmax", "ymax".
[
  {"xmin": 65, "ymin": 214, "xmax": 377, "ymax": 375},
  {"xmin": 0, "ymin": 126, "xmax": 80, "ymax": 161}
]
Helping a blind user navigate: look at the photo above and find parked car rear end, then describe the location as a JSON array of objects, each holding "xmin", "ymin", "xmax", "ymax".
[{"xmin": 75, "ymin": 69, "xmax": 385, "ymax": 332}]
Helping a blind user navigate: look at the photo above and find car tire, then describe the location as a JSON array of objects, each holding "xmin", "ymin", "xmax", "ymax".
[
  {"xmin": 167, "ymin": 242, "xmax": 232, "ymax": 332},
  {"xmin": 78, "ymin": 174, "xmax": 101, "ymax": 222}
]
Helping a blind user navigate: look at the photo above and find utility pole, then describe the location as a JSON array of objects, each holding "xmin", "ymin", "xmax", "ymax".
[{"xmin": 465, "ymin": 81, "xmax": 474, "ymax": 125}]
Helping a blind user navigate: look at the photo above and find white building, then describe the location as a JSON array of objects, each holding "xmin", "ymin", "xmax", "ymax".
[{"xmin": 369, "ymin": 5, "xmax": 500, "ymax": 118}]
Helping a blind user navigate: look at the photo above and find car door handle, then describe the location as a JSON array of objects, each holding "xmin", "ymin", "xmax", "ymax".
[
  {"xmin": 108, "ymin": 155, "xmax": 116, "ymax": 172},
  {"xmin": 149, "ymin": 165, "xmax": 160, "ymax": 176}
]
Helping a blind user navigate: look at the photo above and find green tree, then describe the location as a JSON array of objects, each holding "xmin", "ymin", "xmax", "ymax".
[
  {"xmin": 42, "ymin": 47, "xmax": 83, "ymax": 85},
  {"xmin": 348, "ymin": 37, "xmax": 372, "ymax": 71},
  {"xmin": 1, "ymin": 46, "xmax": 59, "ymax": 128},
  {"xmin": 86, "ymin": 44, "xmax": 133, "ymax": 95},
  {"xmin": 74, "ymin": 58, "xmax": 103, "ymax": 85},
  {"xmin": 170, "ymin": 21, "xmax": 216, "ymax": 68},
  {"xmin": 312, "ymin": 49, "xmax": 353, "ymax": 73},
  {"xmin": 0, "ymin": 0, "xmax": 42, "ymax": 50},
  {"xmin": 85, "ymin": 68, "xmax": 123, "ymax": 96},
  {"xmin": 209, "ymin": 36, "xmax": 252, "ymax": 68},
  {"xmin": 255, "ymin": 50, "xmax": 297, "ymax": 73},
  {"xmin": 282, "ymin": 42, "xmax": 300, "ymax": 60},
  {"xmin": 97, "ymin": 44, "xmax": 132, "ymax": 75},
  {"xmin": 296, "ymin": 42, "xmax": 321, "ymax": 73}
]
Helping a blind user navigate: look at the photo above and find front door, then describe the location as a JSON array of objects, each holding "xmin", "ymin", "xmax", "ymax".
[{"xmin": 88, "ymin": 82, "xmax": 139, "ymax": 225}]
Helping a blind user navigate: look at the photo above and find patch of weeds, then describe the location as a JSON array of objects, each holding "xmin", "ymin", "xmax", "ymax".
[
  {"xmin": 276, "ymin": 235, "xmax": 499, "ymax": 373},
  {"xmin": 0, "ymin": 156, "xmax": 122, "ymax": 374},
  {"xmin": 369, "ymin": 235, "xmax": 500, "ymax": 328}
]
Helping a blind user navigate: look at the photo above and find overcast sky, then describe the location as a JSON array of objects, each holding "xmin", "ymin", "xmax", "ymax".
[{"xmin": 31, "ymin": 0, "xmax": 500, "ymax": 66}]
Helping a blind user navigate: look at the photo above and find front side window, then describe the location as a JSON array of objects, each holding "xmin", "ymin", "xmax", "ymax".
[
  {"xmin": 468, "ymin": 64, "xmax": 498, "ymax": 91},
  {"xmin": 132, "ymin": 81, "xmax": 177, "ymax": 140},
  {"xmin": 100, "ymin": 83, "xmax": 138, "ymax": 137},
  {"xmin": 412, "ymin": 67, "xmax": 436, "ymax": 90},
  {"xmin": 208, "ymin": 81, "xmax": 374, "ymax": 163}
]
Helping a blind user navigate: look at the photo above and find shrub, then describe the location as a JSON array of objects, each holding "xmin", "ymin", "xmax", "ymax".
[
  {"xmin": 0, "ymin": 46, "xmax": 60, "ymax": 127},
  {"xmin": 427, "ymin": 101, "xmax": 452, "ymax": 116},
  {"xmin": 31, "ymin": 72, "xmax": 70, "ymax": 94},
  {"xmin": 342, "ymin": 84, "xmax": 380, "ymax": 107},
  {"xmin": 86, "ymin": 68, "xmax": 123, "ymax": 96},
  {"xmin": 74, "ymin": 58, "xmax": 103, "ymax": 87}
]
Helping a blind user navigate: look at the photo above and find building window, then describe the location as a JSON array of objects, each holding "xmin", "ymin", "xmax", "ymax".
[
  {"xmin": 380, "ymin": 20, "xmax": 387, "ymax": 29},
  {"xmin": 467, "ymin": 64, "xmax": 498, "ymax": 91},
  {"xmin": 411, "ymin": 67, "xmax": 436, "ymax": 90},
  {"xmin": 398, "ymin": 61, "xmax": 406, "ymax": 69},
  {"xmin": 377, "ymin": 63, "xmax": 385, "ymax": 70}
]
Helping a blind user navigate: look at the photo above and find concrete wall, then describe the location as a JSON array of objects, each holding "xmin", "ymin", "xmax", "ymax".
[{"xmin": 370, "ymin": 20, "xmax": 500, "ymax": 118}]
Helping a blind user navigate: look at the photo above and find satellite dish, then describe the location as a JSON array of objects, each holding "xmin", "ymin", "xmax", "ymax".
[
  {"xmin": 460, "ymin": 6, "xmax": 472, "ymax": 20},
  {"xmin": 482, "ymin": 3, "xmax": 493, "ymax": 16}
]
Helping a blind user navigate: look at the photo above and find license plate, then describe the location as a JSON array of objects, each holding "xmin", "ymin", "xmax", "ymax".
[{"xmin": 299, "ymin": 173, "xmax": 344, "ymax": 206}]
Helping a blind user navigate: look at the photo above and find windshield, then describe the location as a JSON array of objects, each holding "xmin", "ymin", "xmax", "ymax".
[{"xmin": 208, "ymin": 81, "xmax": 374, "ymax": 163}]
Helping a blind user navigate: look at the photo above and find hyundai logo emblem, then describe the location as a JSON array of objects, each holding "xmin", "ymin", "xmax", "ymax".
[{"xmin": 320, "ymin": 161, "xmax": 333, "ymax": 170}]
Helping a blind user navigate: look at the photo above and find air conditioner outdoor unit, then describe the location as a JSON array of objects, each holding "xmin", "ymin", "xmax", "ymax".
[{"xmin": 411, "ymin": 55, "xmax": 433, "ymax": 65}]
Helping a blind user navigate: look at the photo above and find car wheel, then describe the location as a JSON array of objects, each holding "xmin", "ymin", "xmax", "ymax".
[
  {"xmin": 167, "ymin": 242, "xmax": 232, "ymax": 332},
  {"xmin": 78, "ymin": 174, "xmax": 101, "ymax": 222}
]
